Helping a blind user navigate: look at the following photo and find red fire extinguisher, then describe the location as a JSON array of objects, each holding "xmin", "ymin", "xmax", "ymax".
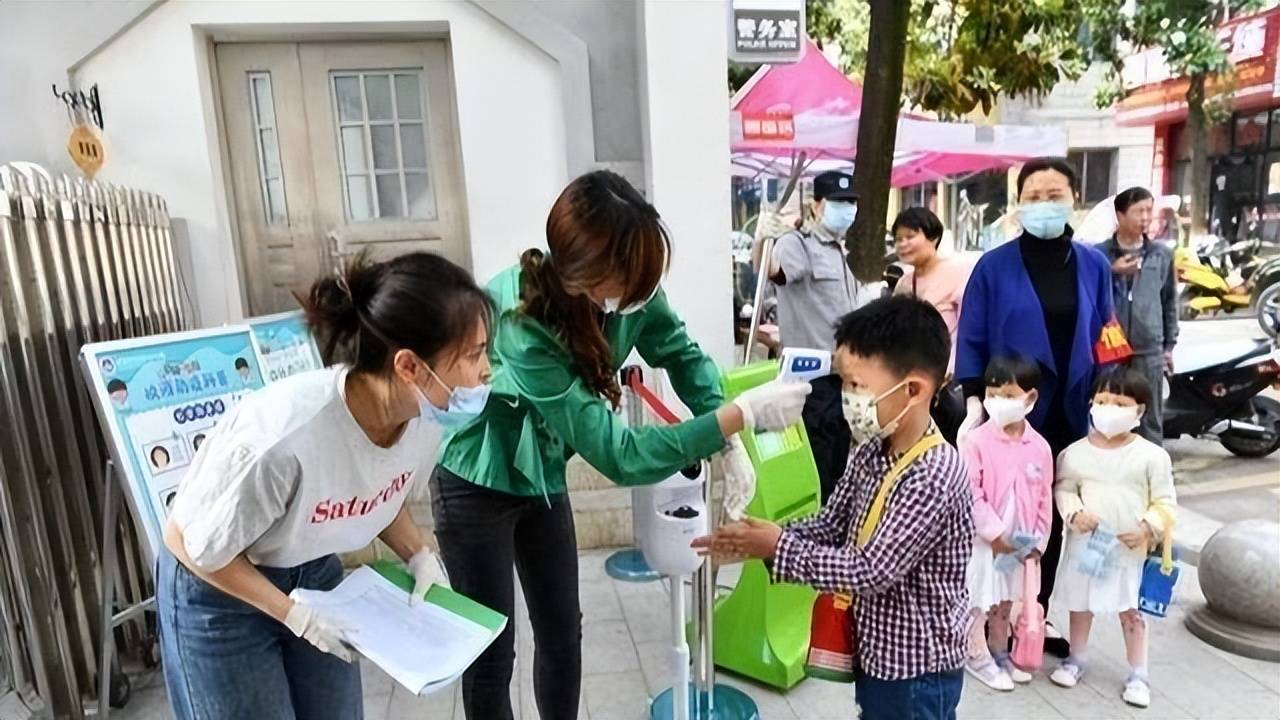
[{"xmin": 805, "ymin": 592, "xmax": 856, "ymax": 682}]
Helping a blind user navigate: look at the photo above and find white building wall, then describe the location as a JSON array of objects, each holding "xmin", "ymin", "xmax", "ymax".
[
  {"xmin": 0, "ymin": 0, "xmax": 152, "ymax": 172},
  {"xmin": 1002, "ymin": 65, "xmax": 1157, "ymax": 197},
  {"xmin": 5, "ymin": 0, "xmax": 733, "ymax": 367},
  {"xmin": 637, "ymin": 0, "xmax": 734, "ymax": 366},
  {"xmin": 68, "ymin": 0, "xmax": 568, "ymax": 327}
]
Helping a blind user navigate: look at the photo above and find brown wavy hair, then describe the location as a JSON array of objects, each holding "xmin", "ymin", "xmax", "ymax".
[{"xmin": 519, "ymin": 171, "xmax": 670, "ymax": 407}]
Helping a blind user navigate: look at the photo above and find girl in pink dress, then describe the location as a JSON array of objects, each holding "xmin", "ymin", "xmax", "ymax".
[{"xmin": 961, "ymin": 356, "xmax": 1054, "ymax": 691}]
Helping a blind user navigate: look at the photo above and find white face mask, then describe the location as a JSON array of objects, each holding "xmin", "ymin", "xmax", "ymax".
[
  {"xmin": 842, "ymin": 380, "xmax": 910, "ymax": 445},
  {"xmin": 983, "ymin": 396, "xmax": 1033, "ymax": 428},
  {"xmin": 1090, "ymin": 403, "xmax": 1141, "ymax": 439},
  {"xmin": 601, "ymin": 290, "xmax": 654, "ymax": 316},
  {"xmin": 600, "ymin": 275, "xmax": 663, "ymax": 315},
  {"xmin": 598, "ymin": 244, "xmax": 668, "ymax": 315}
]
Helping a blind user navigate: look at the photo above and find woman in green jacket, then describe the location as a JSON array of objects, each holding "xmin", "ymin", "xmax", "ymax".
[{"xmin": 432, "ymin": 170, "xmax": 809, "ymax": 719}]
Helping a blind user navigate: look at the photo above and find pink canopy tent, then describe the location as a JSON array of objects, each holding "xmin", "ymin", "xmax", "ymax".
[{"xmin": 729, "ymin": 41, "xmax": 1067, "ymax": 187}]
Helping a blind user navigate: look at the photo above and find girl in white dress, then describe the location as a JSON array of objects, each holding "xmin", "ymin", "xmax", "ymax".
[{"xmin": 1049, "ymin": 366, "xmax": 1177, "ymax": 709}]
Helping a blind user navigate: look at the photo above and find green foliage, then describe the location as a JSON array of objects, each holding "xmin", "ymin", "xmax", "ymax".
[
  {"xmin": 728, "ymin": 61, "xmax": 757, "ymax": 93},
  {"xmin": 1085, "ymin": 0, "xmax": 1264, "ymax": 109},
  {"xmin": 806, "ymin": 0, "xmax": 871, "ymax": 73},
  {"xmin": 805, "ymin": 0, "xmax": 1090, "ymax": 116}
]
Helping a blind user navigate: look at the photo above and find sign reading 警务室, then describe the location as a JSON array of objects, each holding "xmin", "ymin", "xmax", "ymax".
[{"xmin": 728, "ymin": 0, "xmax": 805, "ymax": 64}]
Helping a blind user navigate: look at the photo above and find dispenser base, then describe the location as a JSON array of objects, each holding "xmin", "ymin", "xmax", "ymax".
[
  {"xmin": 649, "ymin": 684, "xmax": 760, "ymax": 720},
  {"xmin": 605, "ymin": 548, "xmax": 661, "ymax": 583}
]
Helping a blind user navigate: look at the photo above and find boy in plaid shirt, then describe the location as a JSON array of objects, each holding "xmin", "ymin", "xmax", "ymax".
[{"xmin": 695, "ymin": 296, "xmax": 973, "ymax": 720}]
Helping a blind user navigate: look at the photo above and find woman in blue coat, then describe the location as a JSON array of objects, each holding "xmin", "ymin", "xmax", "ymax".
[{"xmin": 955, "ymin": 157, "xmax": 1114, "ymax": 658}]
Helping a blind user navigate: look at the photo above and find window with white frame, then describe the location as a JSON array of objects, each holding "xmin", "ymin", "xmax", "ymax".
[
  {"xmin": 1067, "ymin": 149, "xmax": 1117, "ymax": 207},
  {"xmin": 248, "ymin": 72, "xmax": 287, "ymax": 224},
  {"xmin": 330, "ymin": 70, "xmax": 435, "ymax": 222}
]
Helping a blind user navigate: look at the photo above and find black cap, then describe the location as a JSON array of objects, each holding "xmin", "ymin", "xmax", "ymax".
[{"xmin": 813, "ymin": 171, "xmax": 857, "ymax": 202}]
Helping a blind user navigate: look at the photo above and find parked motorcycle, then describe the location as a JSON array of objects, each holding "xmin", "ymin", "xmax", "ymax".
[
  {"xmin": 1164, "ymin": 333, "xmax": 1280, "ymax": 457},
  {"xmin": 1258, "ymin": 282, "xmax": 1280, "ymax": 339},
  {"xmin": 1251, "ymin": 253, "xmax": 1280, "ymax": 309},
  {"xmin": 1175, "ymin": 242, "xmax": 1252, "ymax": 320}
]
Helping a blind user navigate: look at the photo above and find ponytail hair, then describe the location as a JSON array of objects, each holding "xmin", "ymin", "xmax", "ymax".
[
  {"xmin": 520, "ymin": 171, "xmax": 671, "ymax": 407},
  {"xmin": 300, "ymin": 250, "xmax": 492, "ymax": 374}
]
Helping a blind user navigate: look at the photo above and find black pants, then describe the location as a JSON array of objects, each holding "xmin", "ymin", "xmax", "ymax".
[
  {"xmin": 430, "ymin": 467, "xmax": 582, "ymax": 720},
  {"xmin": 803, "ymin": 374, "xmax": 852, "ymax": 503},
  {"xmin": 1037, "ymin": 406, "xmax": 1078, "ymax": 610},
  {"xmin": 930, "ymin": 381, "xmax": 966, "ymax": 447}
]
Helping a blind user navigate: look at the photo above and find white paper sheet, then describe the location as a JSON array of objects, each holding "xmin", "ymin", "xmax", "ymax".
[{"xmin": 291, "ymin": 567, "xmax": 497, "ymax": 695}]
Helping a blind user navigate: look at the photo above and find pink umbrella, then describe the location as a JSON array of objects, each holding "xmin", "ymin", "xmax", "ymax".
[
  {"xmin": 889, "ymin": 152, "xmax": 1035, "ymax": 188},
  {"xmin": 731, "ymin": 40, "xmax": 862, "ymax": 158},
  {"xmin": 729, "ymin": 41, "xmax": 1066, "ymax": 186}
]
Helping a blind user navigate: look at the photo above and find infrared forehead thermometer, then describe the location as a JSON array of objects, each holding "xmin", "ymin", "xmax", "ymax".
[{"xmin": 778, "ymin": 348, "xmax": 832, "ymax": 382}]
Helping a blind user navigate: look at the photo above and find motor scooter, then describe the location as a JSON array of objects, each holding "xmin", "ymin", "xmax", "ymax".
[
  {"xmin": 1164, "ymin": 331, "xmax": 1280, "ymax": 457},
  {"xmin": 1257, "ymin": 282, "xmax": 1280, "ymax": 338},
  {"xmin": 1175, "ymin": 243, "xmax": 1252, "ymax": 319},
  {"xmin": 1251, "ymin": 253, "xmax": 1280, "ymax": 308}
]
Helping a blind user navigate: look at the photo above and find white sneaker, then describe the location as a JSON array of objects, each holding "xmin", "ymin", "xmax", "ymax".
[
  {"xmin": 966, "ymin": 655, "xmax": 1014, "ymax": 691},
  {"xmin": 1123, "ymin": 675, "xmax": 1151, "ymax": 708},
  {"xmin": 1049, "ymin": 660, "xmax": 1083, "ymax": 688},
  {"xmin": 996, "ymin": 654, "xmax": 1034, "ymax": 684}
]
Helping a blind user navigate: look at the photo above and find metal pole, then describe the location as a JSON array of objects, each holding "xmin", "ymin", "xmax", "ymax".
[
  {"xmin": 741, "ymin": 236, "xmax": 774, "ymax": 365},
  {"xmin": 671, "ymin": 574, "xmax": 689, "ymax": 720},
  {"xmin": 693, "ymin": 461, "xmax": 715, "ymax": 714},
  {"xmin": 96, "ymin": 460, "xmax": 118, "ymax": 720},
  {"xmin": 740, "ymin": 152, "xmax": 806, "ymax": 366}
]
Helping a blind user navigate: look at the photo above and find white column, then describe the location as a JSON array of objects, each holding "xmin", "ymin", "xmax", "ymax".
[{"xmin": 637, "ymin": 0, "xmax": 735, "ymax": 367}]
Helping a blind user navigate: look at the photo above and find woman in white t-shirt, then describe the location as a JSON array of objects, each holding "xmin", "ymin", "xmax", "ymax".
[{"xmin": 157, "ymin": 251, "xmax": 493, "ymax": 720}]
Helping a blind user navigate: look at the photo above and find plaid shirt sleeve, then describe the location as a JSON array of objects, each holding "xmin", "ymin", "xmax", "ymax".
[
  {"xmin": 776, "ymin": 450, "xmax": 860, "ymax": 546},
  {"xmin": 772, "ymin": 446, "xmax": 968, "ymax": 596}
]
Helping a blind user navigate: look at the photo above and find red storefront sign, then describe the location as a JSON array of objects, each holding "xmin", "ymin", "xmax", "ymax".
[
  {"xmin": 1116, "ymin": 7, "xmax": 1280, "ymax": 127},
  {"xmin": 741, "ymin": 112, "xmax": 795, "ymax": 141}
]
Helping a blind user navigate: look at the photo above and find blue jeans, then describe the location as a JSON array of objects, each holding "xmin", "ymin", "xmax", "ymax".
[
  {"xmin": 855, "ymin": 668, "xmax": 964, "ymax": 720},
  {"xmin": 156, "ymin": 550, "xmax": 362, "ymax": 720}
]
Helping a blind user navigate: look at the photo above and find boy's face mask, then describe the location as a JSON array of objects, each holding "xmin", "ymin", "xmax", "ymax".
[{"xmin": 842, "ymin": 379, "xmax": 918, "ymax": 445}]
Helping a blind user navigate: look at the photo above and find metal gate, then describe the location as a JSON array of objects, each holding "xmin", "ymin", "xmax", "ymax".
[{"xmin": 0, "ymin": 163, "xmax": 188, "ymax": 718}]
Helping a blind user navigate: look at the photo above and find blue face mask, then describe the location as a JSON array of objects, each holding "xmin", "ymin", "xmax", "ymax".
[
  {"xmin": 822, "ymin": 200, "xmax": 857, "ymax": 235},
  {"xmin": 1019, "ymin": 201, "xmax": 1072, "ymax": 240},
  {"xmin": 416, "ymin": 364, "xmax": 491, "ymax": 429}
]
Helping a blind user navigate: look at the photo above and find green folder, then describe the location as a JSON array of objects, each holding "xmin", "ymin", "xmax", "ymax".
[{"xmin": 369, "ymin": 559, "xmax": 507, "ymax": 634}]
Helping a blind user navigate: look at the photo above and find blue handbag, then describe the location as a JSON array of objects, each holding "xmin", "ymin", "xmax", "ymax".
[{"xmin": 1138, "ymin": 507, "xmax": 1179, "ymax": 618}]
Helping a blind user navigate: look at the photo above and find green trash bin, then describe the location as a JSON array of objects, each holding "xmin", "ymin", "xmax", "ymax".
[{"xmin": 713, "ymin": 361, "xmax": 821, "ymax": 690}]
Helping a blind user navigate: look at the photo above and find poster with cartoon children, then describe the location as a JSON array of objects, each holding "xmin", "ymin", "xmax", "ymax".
[{"xmin": 81, "ymin": 328, "xmax": 266, "ymax": 556}]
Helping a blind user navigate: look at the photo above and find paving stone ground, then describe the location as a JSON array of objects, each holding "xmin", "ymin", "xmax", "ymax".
[{"xmin": 115, "ymin": 549, "xmax": 1279, "ymax": 720}]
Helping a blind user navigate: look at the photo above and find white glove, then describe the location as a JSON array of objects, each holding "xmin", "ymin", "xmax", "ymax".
[
  {"xmin": 733, "ymin": 379, "xmax": 812, "ymax": 432},
  {"xmin": 720, "ymin": 435, "xmax": 756, "ymax": 522},
  {"xmin": 956, "ymin": 396, "xmax": 985, "ymax": 446},
  {"xmin": 408, "ymin": 547, "xmax": 449, "ymax": 604},
  {"xmin": 283, "ymin": 596, "xmax": 357, "ymax": 662},
  {"xmin": 754, "ymin": 210, "xmax": 793, "ymax": 242}
]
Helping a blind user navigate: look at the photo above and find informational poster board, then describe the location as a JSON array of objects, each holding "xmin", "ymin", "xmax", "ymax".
[
  {"xmin": 80, "ymin": 327, "xmax": 267, "ymax": 558},
  {"xmin": 247, "ymin": 310, "xmax": 324, "ymax": 383}
]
